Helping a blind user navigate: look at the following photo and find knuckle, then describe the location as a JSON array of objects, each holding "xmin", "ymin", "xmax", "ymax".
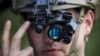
[
  {"xmin": 2, "ymin": 36, "xmax": 9, "ymax": 43},
  {"xmin": 12, "ymin": 36, "xmax": 20, "ymax": 42},
  {"xmin": 28, "ymin": 47, "xmax": 33, "ymax": 51}
]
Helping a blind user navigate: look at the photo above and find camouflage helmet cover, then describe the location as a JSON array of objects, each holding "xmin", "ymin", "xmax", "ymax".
[{"xmin": 12, "ymin": 0, "xmax": 100, "ymax": 19}]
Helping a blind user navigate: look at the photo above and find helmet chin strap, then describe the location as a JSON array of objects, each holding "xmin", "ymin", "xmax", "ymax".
[{"xmin": 68, "ymin": 7, "xmax": 86, "ymax": 56}]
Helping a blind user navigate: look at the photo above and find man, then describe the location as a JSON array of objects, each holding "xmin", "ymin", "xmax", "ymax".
[{"xmin": 1, "ymin": 0, "xmax": 100, "ymax": 56}]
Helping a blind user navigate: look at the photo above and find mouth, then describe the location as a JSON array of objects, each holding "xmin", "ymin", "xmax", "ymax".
[{"xmin": 42, "ymin": 48, "xmax": 61, "ymax": 56}]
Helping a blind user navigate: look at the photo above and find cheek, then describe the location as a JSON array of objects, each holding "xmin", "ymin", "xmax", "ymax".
[{"xmin": 28, "ymin": 29, "xmax": 44, "ymax": 52}]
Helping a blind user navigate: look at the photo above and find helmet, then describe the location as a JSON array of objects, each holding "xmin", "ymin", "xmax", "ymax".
[
  {"xmin": 12, "ymin": 0, "xmax": 99, "ymax": 11},
  {"xmin": 12, "ymin": 0, "xmax": 100, "ymax": 19}
]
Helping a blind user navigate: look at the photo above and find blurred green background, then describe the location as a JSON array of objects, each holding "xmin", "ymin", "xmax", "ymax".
[{"xmin": 0, "ymin": 0, "xmax": 100, "ymax": 56}]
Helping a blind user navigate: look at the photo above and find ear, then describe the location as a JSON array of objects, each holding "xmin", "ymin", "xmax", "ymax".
[{"xmin": 84, "ymin": 10, "xmax": 94, "ymax": 35}]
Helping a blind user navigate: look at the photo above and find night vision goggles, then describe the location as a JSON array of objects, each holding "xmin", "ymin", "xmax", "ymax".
[{"xmin": 32, "ymin": 0, "xmax": 77, "ymax": 44}]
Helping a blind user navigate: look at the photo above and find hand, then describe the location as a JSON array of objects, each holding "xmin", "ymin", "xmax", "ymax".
[{"xmin": 1, "ymin": 20, "xmax": 34, "ymax": 56}]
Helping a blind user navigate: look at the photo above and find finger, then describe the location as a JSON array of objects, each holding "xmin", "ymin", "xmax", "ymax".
[
  {"xmin": 9, "ymin": 21, "xmax": 30, "ymax": 55},
  {"xmin": 18, "ymin": 46, "xmax": 34, "ymax": 56},
  {"xmin": 2, "ymin": 20, "xmax": 11, "ymax": 56}
]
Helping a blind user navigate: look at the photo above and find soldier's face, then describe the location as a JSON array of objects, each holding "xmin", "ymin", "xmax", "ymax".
[{"xmin": 27, "ymin": 9, "xmax": 94, "ymax": 56}]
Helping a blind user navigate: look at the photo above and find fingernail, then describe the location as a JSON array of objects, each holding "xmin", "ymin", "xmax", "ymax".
[
  {"xmin": 6, "ymin": 20, "xmax": 11, "ymax": 23},
  {"xmin": 5, "ymin": 20, "xmax": 11, "ymax": 26},
  {"xmin": 4, "ymin": 20, "xmax": 11, "ymax": 30},
  {"xmin": 25, "ymin": 21, "xmax": 30, "ymax": 25}
]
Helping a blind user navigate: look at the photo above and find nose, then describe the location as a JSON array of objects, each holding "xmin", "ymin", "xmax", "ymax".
[{"xmin": 44, "ymin": 35, "xmax": 54, "ymax": 44}]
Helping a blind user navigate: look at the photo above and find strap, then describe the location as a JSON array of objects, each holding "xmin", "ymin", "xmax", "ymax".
[{"xmin": 68, "ymin": 7, "xmax": 85, "ymax": 56}]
